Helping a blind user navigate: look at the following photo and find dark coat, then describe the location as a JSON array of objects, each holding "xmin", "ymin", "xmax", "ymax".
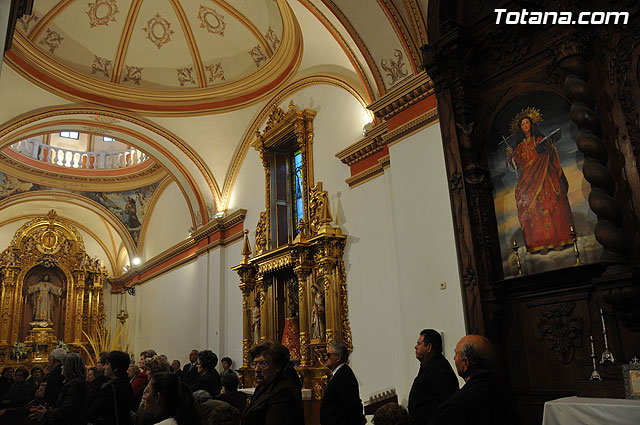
[
  {"xmin": 429, "ymin": 373, "xmax": 521, "ymax": 425},
  {"xmin": 87, "ymin": 373, "xmax": 109, "ymax": 409},
  {"xmin": 1, "ymin": 380, "xmax": 36, "ymax": 407},
  {"xmin": 88, "ymin": 376, "xmax": 135, "ymax": 425},
  {"xmin": 43, "ymin": 377, "xmax": 87, "ymax": 425},
  {"xmin": 319, "ymin": 364, "xmax": 365, "ymax": 425},
  {"xmin": 240, "ymin": 372, "xmax": 304, "ymax": 425},
  {"xmin": 215, "ymin": 390, "xmax": 248, "ymax": 413},
  {"xmin": 408, "ymin": 354, "xmax": 459, "ymax": 424},
  {"xmin": 190, "ymin": 370, "xmax": 222, "ymax": 397},
  {"xmin": 182, "ymin": 362, "xmax": 200, "ymax": 387},
  {"xmin": 43, "ymin": 364, "xmax": 64, "ymax": 407}
]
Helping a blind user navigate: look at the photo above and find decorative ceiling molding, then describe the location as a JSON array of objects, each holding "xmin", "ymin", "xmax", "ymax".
[
  {"xmin": 220, "ymin": 73, "xmax": 370, "ymax": 210},
  {"xmin": 169, "ymin": 0, "xmax": 206, "ymax": 87},
  {"xmin": 142, "ymin": 13, "xmax": 175, "ymax": 49},
  {"xmin": 29, "ymin": 0, "xmax": 74, "ymax": 43},
  {"xmin": 378, "ymin": 0, "xmax": 420, "ymax": 73},
  {"xmin": 212, "ymin": 0, "xmax": 273, "ymax": 57},
  {"xmin": 112, "ymin": 0, "xmax": 144, "ymax": 84},
  {"xmin": 86, "ymin": 0, "xmax": 120, "ymax": 28},
  {"xmin": 367, "ymin": 70, "xmax": 433, "ymax": 121}
]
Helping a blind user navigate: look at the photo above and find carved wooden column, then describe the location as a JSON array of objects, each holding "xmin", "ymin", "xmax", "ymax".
[
  {"xmin": 90, "ymin": 273, "xmax": 104, "ymax": 335},
  {"xmin": 73, "ymin": 275, "xmax": 86, "ymax": 343},
  {"xmin": 294, "ymin": 252, "xmax": 312, "ymax": 366},
  {"xmin": 0, "ymin": 268, "xmax": 17, "ymax": 345},
  {"xmin": 232, "ymin": 230, "xmax": 258, "ymax": 367}
]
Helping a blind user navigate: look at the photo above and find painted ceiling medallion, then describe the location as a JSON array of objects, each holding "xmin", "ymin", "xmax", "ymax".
[
  {"xmin": 249, "ymin": 46, "xmax": 267, "ymax": 67},
  {"xmin": 39, "ymin": 29, "xmax": 64, "ymax": 54},
  {"xmin": 143, "ymin": 14, "xmax": 175, "ymax": 49},
  {"xmin": 381, "ymin": 49, "xmax": 409, "ymax": 85},
  {"xmin": 122, "ymin": 65, "xmax": 143, "ymax": 85},
  {"xmin": 91, "ymin": 116, "xmax": 120, "ymax": 125},
  {"xmin": 205, "ymin": 63, "xmax": 225, "ymax": 82},
  {"xmin": 86, "ymin": 0, "xmax": 119, "ymax": 28},
  {"xmin": 265, "ymin": 27, "xmax": 280, "ymax": 50},
  {"xmin": 177, "ymin": 67, "xmax": 196, "ymax": 86},
  {"xmin": 197, "ymin": 5, "xmax": 226, "ymax": 36},
  {"xmin": 91, "ymin": 55, "xmax": 112, "ymax": 77},
  {"xmin": 17, "ymin": 14, "xmax": 39, "ymax": 33}
]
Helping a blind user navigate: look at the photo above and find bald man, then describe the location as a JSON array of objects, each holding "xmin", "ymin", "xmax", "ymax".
[{"xmin": 429, "ymin": 335, "xmax": 521, "ymax": 425}]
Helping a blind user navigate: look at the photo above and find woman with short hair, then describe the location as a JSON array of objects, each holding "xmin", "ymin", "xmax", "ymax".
[
  {"xmin": 190, "ymin": 350, "xmax": 222, "ymax": 397},
  {"xmin": 29, "ymin": 352, "xmax": 88, "ymax": 425},
  {"xmin": 143, "ymin": 372, "xmax": 200, "ymax": 425},
  {"xmin": 88, "ymin": 350, "xmax": 135, "ymax": 425}
]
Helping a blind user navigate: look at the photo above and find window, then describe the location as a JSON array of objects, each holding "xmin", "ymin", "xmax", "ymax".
[
  {"xmin": 103, "ymin": 136, "xmax": 114, "ymax": 142},
  {"xmin": 60, "ymin": 131, "xmax": 79, "ymax": 139},
  {"xmin": 291, "ymin": 149, "xmax": 304, "ymax": 231}
]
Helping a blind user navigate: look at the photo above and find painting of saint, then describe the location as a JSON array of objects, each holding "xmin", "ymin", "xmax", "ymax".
[
  {"xmin": 488, "ymin": 91, "xmax": 601, "ymax": 277},
  {"xmin": 504, "ymin": 108, "xmax": 575, "ymax": 254}
]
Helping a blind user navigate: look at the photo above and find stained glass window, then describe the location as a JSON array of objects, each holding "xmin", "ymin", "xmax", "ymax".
[{"xmin": 292, "ymin": 149, "xmax": 303, "ymax": 234}]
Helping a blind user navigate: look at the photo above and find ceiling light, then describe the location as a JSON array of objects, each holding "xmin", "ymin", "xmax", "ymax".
[{"xmin": 132, "ymin": 257, "xmax": 141, "ymax": 265}]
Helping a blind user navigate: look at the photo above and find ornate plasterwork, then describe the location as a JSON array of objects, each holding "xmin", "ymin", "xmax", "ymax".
[
  {"xmin": 91, "ymin": 55, "xmax": 112, "ymax": 78},
  {"xmin": 143, "ymin": 14, "xmax": 175, "ymax": 49},
  {"xmin": 197, "ymin": 5, "xmax": 226, "ymax": 36},
  {"xmin": 205, "ymin": 63, "xmax": 225, "ymax": 82},
  {"xmin": 177, "ymin": 67, "xmax": 197, "ymax": 86},
  {"xmin": 17, "ymin": 14, "xmax": 39, "ymax": 33},
  {"xmin": 381, "ymin": 49, "xmax": 409, "ymax": 86},
  {"xmin": 122, "ymin": 65, "xmax": 143, "ymax": 85},
  {"xmin": 265, "ymin": 27, "xmax": 280, "ymax": 50},
  {"xmin": 39, "ymin": 29, "xmax": 63, "ymax": 54},
  {"xmin": 249, "ymin": 46, "xmax": 267, "ymax": 67},
  {"xmin": 86, "ymin": 0, "xmax": 119, "ymax": 28}
]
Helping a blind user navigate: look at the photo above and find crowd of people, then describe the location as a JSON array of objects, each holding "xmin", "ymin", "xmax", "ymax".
[{"xmin": 0, "ymin": 332, "xmax": 520, "ymax": 425}]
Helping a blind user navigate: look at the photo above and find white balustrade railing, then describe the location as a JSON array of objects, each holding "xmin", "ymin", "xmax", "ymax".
[{"xmin": 10, "ymin": 138, "xmax": 148, "ymax": 170}]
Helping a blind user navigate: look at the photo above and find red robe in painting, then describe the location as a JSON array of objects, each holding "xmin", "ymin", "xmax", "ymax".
[{"xmin": 513, "ymin": 136, "xmax": 574, "ymax": 252}]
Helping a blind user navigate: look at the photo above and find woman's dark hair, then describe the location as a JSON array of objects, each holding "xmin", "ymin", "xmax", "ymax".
[
  {"xmin": 150, "ymin": 372, "xmax": 200, "ymax": 425},
  {"xmin": 515, "ymin": 115, "xmax": 545, "ymax": 143},
  {"xmin": 30, "ymin": 366, "xmax": 44, "ymax": 376},
  {"xmin": 107, "ymin": 350, "xmax": 131, "ymax": 378},
  {"xmin": 197, "ymin": 350, "xmax": 218, "ymax": 372},
  {"xmin": 1, "ymin": 367, "xmax": 14, "ymax": 377},
  {"xmin": 209, "ymin": 404, "xmax": 240, "ymax": 425},
  {"xmin": 373, "ymin": 403, "xmax": 413, "ymax": 425},
  {"xmin": 221, "ymin": 373, "xmax": 239, "ymax": 391},
  {"xmin": 249, "ymin": 341, "xmax": 288, "ymax": 370},
  {"xmin": 221, "ymin": 356, "xmax": 232, "ymax": 366}
]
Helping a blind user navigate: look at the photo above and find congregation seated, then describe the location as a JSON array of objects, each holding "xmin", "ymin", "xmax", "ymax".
[
  {"xmin": 0, "ymin": 379, "xmax": 46, "ymax": 424},
  {"xmin": 1, "ymin": 367, "xmax": 35, "ymax": 408}
]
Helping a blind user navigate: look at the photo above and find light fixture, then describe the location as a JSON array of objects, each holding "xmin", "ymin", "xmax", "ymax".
[
  {"xmin": 123, "ymin": 265, "xmax": 129, "ymax": 272},
  {"xmin": 132, "ymin": 257, "xmax": 141, "ymax": 265},
  {"xmin": 215, "ymin": 211, "xmax": 226, "ymax": 219}
]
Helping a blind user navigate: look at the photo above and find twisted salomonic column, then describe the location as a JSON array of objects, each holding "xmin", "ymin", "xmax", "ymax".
[{"xmin": 555, "ymin": 36, "xmax": 629, "ymax": 266}]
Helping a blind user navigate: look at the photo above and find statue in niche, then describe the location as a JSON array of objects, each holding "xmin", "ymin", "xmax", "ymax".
[
  {"xmin": 286, "ymin": 278, "xmax": 299, "ymax": 318},
  {"xmin": 27, "ymin": 274, "xmax": 63, "ymax": 323},
  {"xmin": 251, "ymin": 298, "xmax": 261, "ymax": 344},
  {"xmin": 311, "ymin": 284, "xmax": 325, "ymax": 340}
]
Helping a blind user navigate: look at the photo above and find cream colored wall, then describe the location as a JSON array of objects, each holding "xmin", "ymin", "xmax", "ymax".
[
  {"xmin": 0, "ymin": 219, "xmax": 27, "ymax": 251},
  {"xmin": 141, "ymin": 181, "xmax": 192, "ymax": 260}
]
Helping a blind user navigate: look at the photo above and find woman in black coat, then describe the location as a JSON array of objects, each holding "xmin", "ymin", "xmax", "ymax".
[
  {"xmin": 88, "ymin": 350, "xmax": 135, "ymax": 425},
  {"xmin": 190, "ymin": 350, "xmax": 222, "ymax": 397},
  {"xmin": 29, "ymin": 353, "xmax": 88, "ymax": 425},
  {"xmin": 240, "ymin": 342, "xmax": 304, "ymax": 425}
]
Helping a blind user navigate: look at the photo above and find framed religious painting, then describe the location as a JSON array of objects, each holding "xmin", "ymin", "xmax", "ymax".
[
  {"xmin": 622, "ymin": 361, "xmax": 640, "ymax": 399},
  {"xmin": 487, "ymin": 90, "xmax": 602, "ymax": 278}
]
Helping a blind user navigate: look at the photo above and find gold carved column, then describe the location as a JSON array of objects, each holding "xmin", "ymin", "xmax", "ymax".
[
  {"xmin": 231, "ymin": 231, "xmax": 257, "ymax": 368},
  {"xmin": 294, "ymin": 259, "xmax": 312, "ymax": 366},
  {"xmin": 0, "ymin": 268, "xmax": 18, "ymax": 345}
]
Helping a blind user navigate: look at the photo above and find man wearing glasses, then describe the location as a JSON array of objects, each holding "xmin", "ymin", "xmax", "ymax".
[{"xmin": 319, "ymin": 343, "xmax": 366, "ymax": 425}]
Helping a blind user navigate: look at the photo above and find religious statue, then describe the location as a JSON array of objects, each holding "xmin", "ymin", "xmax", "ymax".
[
  {"xmin": 311, "ymin": 284, "xmax": 325, "ymax": 340},
  {"xmin": 27, "ymin": 274, "xmax": 63, "ymax": 323},
  {"xmin": 251, "ymin": 298, "xmax": 261, "ymax": 344},
  {"xmin": 504, "ymin": 108, "xmax": 575, "ymax": 254}
]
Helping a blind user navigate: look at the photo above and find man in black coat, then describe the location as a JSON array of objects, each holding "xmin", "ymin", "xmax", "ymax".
[
  {"xmin": 319, "ymin": 343, "xmax": 366, "ymax": 425},
  {"xmin": 429, "ymin": 335, "xmax": 521, "ymax": 425},
  {"xmin": 43, "ymin": 348, "xmax": 66, "ymax": 406},
  {"xmin": 215, "ymin": 373, "xmax": 247, "ymax": 413},
  {"xmin": 1, "ymin": 367, "xmax": 35, "ymax": 408},
  {"xmin": 408, "ymin": 329, "xmax": 458, "ymax": 424},
  {"xmin": 182, "ymin": 349, "xmax": 200, "ymax": 387},
  {"xmin": 88, "ymin": 350, "xmax": 135, "ymax": 425}
]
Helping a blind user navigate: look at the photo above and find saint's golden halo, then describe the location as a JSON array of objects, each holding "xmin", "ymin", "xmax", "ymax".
[{"xmin": 510, "ymin": 107, "xmax": 543, "ymax": 134}]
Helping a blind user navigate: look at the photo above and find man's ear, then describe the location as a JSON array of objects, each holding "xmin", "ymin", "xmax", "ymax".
[{"xmin": 426, "ymin": 342, "xmax": 433, "ymax": 353}]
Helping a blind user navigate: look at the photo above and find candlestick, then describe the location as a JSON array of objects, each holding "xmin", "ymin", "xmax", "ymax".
[
  {"xmin": 570, "ymin": 226, "xmax": 582, "ymax": 265},
  {"xmin": 589, "ymin": 335, "xmax": 602, "ymax": 381},
  {"xmin": 512, "ymin": 240, "xmax": 522, "ymax": 275},
  {"xmin": 599, "ymin": 308, "xmax": 614, "ymax": 364}
]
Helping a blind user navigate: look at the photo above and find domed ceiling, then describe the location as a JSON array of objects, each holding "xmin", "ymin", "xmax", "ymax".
[{"xmin": 6, "ymin": 0, "xmax": 302, "ymax": 114}]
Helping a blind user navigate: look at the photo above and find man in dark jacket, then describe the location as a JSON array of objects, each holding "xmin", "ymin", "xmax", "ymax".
[
  {"xmin": 1, "ymin": 367, "xmax": 36, "ymax": 408},
  {"xmin": 43, "ymin": 348, "xmax": 66, "ymax": 406},
  {"xmin": 216, "ymin": 373, "xmax": 247, "ymax": 413},
  {"xmin": 429, "ymin": 335, "xmax": 521, "ymax": 425},
  {"xmin": 88, "ymin": 350, "xmax": 135, "ymax": 425},
  {"xmin": 182, "ymin": 349, "xmax": 200, "ymax": 387},
  {"xmin": 408, "ymin": 329, "xmax": 458, "ymax": 424},
  {"xmin": 319, "ymin": 343, "xmax": 366, "ymax": 425}
]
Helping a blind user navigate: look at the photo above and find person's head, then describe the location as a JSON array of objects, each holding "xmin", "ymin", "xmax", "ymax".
[
  {"xmin": 30, "ymin": 366, "xmax": 43, "ymax": 380},
  {"xmin": 324, "ymin": 343, "xmax": 349, "ymax": 371},
  {"xmin": 415, "ymin": 329, "xmax": 443, "ymax": 366},
  {"xmin": 192, "ymin": 389, "xmax": 212, "ymax": 403},
  {"xmin": 197, "ymin": 350, "xmax": 218, "ymax": 374},
  {"xmin": 35, "ymin": 381, "xmax": 46, "ymax": 399},
  {"xmin": 372, "ymin": 402, "xmax": 412, "ymax": 425},
  {"xmin": 221, "ymin": 372, "xmax": 239, "ymax": 392},
  {"xmin": 106, "ymin": 350, "xmax": 130, "ymax": 379},
  {"xmin": 148, "ymin": 355, "xmax": 171, "ymax": 377},
  {"xmin": 171, "ymin": 360, "xmax": 181, "ymax": 372},
  {"xmin": 516, "ymin": 115, "xmax": 543, "ymax": 140},
  {"xmin": 249, "ymin": 341, "xmax": 289, "ymax": 385},
  {"xmin": 42, "ymin": 274, "xmax": 49, "ymax": 282},
  {"xmin": 221, "ymin": 357, "xmax": 232, "ymax": 370},
  {"xmin": 13, "ymin": 367, "xmax": 28, "ymax": 383},
  {"xmin": 144, "ymin": 372, "xmax": 198, "ymax": 425},
  {"xmin": 127, "ymin": 363, "xmax": 140, "ymax": 380},
  {"xmin": 87, "ymin": 367, "xmax": 97, "ymax": 382},
  {"xmin": 209, "ymin": 404, "xmax": 240, "ymax": 425},
  {"xmin": 139, "ymin": 349, "xmax": 157, "ymax": 370},
  {"xmin": 454, "ymin": 334, "xmax": 496, "ymax": 381},
  {"xmin": 96, "ymin": 351, "xmax": 109, "ymax": 372},
  {"xmin": 1, "ymin": 367, "xmax": 14, "ymax": 379},
  {"xmin": 189, "ymin": 350, "xmax": 198, "ymax": 364},
  {"xmin": 62, "ymin": 353, "xmax": 85, "ymax": 380},
  {"xmin": 49, "ymin": 348, "xmax": 66, "ymax": 367}
]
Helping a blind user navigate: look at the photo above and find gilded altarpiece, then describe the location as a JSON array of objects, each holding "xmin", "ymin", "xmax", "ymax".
[
  {"xmin": 0, "ymin": 210, "xmax": 107, "ymax": 368},
  {"xmin": 232, "ymin": 104, "xmax": 353, "ymax": 422}
]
